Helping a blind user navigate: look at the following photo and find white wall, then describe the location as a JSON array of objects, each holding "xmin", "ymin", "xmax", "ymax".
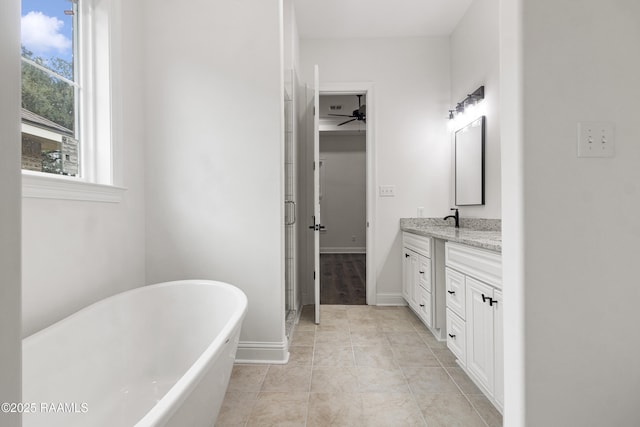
[
  {"xmin": 0, "ymin": 0, "xmax": 22, "ymax": 424},
  {"xmin": 21, "ymin": 0, "xmax": 147, "ymax": 336},
  {"xmin": 283, "ymin": 0, "xmax": 300, "ymax": 76},
  {"xmin": 450, "ymin": 0, "xmax": 501, "ymax": 219},
  {"xmin": 319, "ymin": 134, "xmax": 366, "ymax": 252},
  {"xmin": 499, "ymin": 0, "xmax": 525, "ymax": 424},
  {"xmin": 143, "ymin": 0, "xmax": 287, "ymax": 362},
  {"xmin": 504, "ymin": 1, "xmax": 640, "ymax": 425},
  {"xmin": 300, "ymin": 37, "xmax": 451, "ymax": 301}
]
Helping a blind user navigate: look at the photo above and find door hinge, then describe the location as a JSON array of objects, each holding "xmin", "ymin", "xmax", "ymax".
[
  {"xmin": 313, "ymin": 161, "xmax": 316, "ymax": 170},
  {"xmin": 313, "ymin": 271, "xmax": 316, "ymax": 280}
]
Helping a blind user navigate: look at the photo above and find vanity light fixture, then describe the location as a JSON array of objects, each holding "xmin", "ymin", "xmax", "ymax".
[{"xmin": 448, "ymin": 85, "xmax": 485, "ymax": 121}]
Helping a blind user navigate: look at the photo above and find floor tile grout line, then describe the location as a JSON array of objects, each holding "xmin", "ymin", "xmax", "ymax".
[
  {"xmin": 242, "ymin": 391, "xmax": 259, "ymax": 427},
  {"xmin": 407, "ymin": 306, "xmax": 492, "ymax": 426},
  {"xmin": 303, "ymin": 385, "xmax": 311, "ymax": 427},
  {"xmin": 466, "ymin": 394, "xmax": 492, "ymax": 427},
  {"xmin": 442, "ymin": 365, "xmax": 491, "ymax": 427},
  {"xmin": 399, "ymin": 360, "xmax": 430, "ymax": 426},
  {"xmin": 240, "ymin": 364, "xmax": 270, "ymax": 427}
]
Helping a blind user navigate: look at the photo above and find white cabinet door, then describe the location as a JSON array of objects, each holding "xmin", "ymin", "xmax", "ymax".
[
  {"xmin": 465, "ymin": 276, "xmax": 494, "ymax": 394},
  {"xmin": 409, "ymin": 253, "xmax": 421, "ymax": 310},
  {"xmin": 402, "ymin": 250, "xmax": 420, "ymax": 309},
  {"xmin": 445, "ymin": 267, "xmax": 465, "ymax": 319},
  {"xmin": 493, "ymin": 289, "xmax": 504, "ymax": 410},
  {"xmin": 402, "ymin": 250, "xmax": 412, "ymax": 304}
]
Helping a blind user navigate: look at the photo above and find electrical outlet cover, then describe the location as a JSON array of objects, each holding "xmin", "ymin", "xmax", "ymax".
[
  {"xmin": 577, "ymin": 122, "xmax": 615, "ymax": 158},
  {"xmin": 379, "ymin": 185, "xmax": 396, "ymax": 197}
]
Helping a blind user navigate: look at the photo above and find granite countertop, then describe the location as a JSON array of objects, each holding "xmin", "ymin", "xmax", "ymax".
[{"xmin": 400, "ymin": 218, "xmax": 502, "ymax": 253}]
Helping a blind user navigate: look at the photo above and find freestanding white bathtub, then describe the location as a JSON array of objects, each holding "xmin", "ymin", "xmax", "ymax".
[{"xmin": 22, "ymin": 280, "xmax": 247, "ymax": 427}]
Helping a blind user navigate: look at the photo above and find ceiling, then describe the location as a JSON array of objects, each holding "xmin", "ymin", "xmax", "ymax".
[{"xmin": 293, "ymin": 0, "xmax": 474, "ymax": 39}]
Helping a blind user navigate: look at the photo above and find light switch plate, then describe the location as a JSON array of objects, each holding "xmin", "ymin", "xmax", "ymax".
[
  {"xmin": 577, "ymin": 122, "xmax": 615, "ymax": 158},
  {"xmin": 379, "ymin": 185, "xmax": 396, "ymax": 197}
]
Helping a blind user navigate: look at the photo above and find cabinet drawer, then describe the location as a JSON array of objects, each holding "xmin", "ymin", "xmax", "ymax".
[
  {"xmin": 417, "ymin": 287, "xmax": 432, "ymax": 328},
  {"xmin": 445, "ymin": 267, "xmax": 465, "ymax": 319},
  {"xmin": 403, "ymin": 232, "xmax": 431, "ymax": 258},
  {"xmin": 445, "ymin": 242, "xmax": 502, "ymax": 289},
  {"xmin": 446, "ymin": 308, "xmax": 466, "ymax": 366},
  {"xmin": 417, "ymin": 257, "xmax": 432, "ymax": 292}
]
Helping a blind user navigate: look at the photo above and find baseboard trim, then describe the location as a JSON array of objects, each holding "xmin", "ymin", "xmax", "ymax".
[
  {"xmin": 235, "ymin": 341, "xmax": 289, "ymax": 364},
  {"xmin": 376, "ymin": 292, "xmax": 406, "ymax": 306},
  {"xmin": 320, "ymin": 247, "xmax": 366, "ymax": 254}
]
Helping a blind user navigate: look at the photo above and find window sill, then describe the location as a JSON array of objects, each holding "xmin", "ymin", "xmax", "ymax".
[{"xmin": 22, "ymin": 172, "xmax": 126, "ymax": 203}]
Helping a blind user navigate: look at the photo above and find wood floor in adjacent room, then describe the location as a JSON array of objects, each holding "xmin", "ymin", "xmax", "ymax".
[{"xmin": 320, "ymin": 253, "xmax": 366, "ymax": 305}]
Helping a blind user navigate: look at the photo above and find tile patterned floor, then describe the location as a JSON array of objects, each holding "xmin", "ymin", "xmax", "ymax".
[{"xmin": 216, "ymin": 305, "xmax": 503, "ymax": 427}]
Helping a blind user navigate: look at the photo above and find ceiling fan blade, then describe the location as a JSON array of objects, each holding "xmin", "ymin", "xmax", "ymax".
[
  {"xmin": 338, "ymin": 118, "xmax": 357, "ymax": 126},
  {"xmin": 328, "ymin": 114, "xmax": 355, "ymax": 118}
]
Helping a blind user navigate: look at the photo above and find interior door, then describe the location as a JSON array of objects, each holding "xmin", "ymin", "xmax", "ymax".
[{"xmin": 312, "ymin": 64, "xmax": 321, "ymax": 324}]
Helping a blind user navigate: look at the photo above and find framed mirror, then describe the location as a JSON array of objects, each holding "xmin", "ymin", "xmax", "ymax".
[{"xmin": 454, "ymin": 116, "xmax": 485, "ymax": 206}]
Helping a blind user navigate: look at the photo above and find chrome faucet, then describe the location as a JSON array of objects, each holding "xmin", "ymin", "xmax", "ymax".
[{"xmin": 444, "ymin": 208, "xmax": 459, "ymax": 228}]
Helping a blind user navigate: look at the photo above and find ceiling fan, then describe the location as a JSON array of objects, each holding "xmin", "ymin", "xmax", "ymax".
[{"xmin": 328, "ymin": 95, "xmax": 366, "ymax": 126}]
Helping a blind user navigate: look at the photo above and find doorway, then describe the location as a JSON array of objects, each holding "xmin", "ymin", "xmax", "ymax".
[
  {"xmin": 298, "ymin": 77, "xmax": 376, "ymax": 325},
  {"xmin": 318, "ymin": 94, "xmax": 367, "ymax": 305}
]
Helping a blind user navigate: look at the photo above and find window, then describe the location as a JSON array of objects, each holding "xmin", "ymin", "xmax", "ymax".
[
  {"xmin": 21, "ymin": 0, "xmax": 80, "ymax": 177},
  {"xmin": 20, "ymin": 0, "xmax": 125, "ymax": 201}
]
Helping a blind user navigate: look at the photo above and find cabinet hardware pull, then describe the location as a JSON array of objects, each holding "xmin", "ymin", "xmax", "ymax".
[
  {"xmin": 419, "ymin": 271, "xmax": 424, "ymax": 274},
  {"xmin": 448, "ymin": 333, "xmax": 456, "ymax": 339},
  {"xmin": 405, "ymin": 254, "xmax": 410, "ymax": 258},
  {"xmin": 482, "ymin": 293, "xmax": 495, "ymax": 305},
  {"xmin": 419, "ymin": 304, "xmax": 425, "ymax": 307},
  {"xmin": 447, "ymin": 290, "xmax": 455, "ymax": 295}
]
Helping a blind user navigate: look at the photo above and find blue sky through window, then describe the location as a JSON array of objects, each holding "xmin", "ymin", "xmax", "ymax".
[{"xmin": 21, "ymin": 0, "xmax": 74, "ymax": 64}]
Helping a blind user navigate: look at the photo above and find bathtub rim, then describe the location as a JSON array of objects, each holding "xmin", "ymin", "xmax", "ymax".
[{"xmin": 23, "ymin": 279, "xmax": 248, "ymax": 427}]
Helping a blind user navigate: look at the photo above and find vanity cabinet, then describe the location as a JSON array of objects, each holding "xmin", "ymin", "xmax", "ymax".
[
  {"xmin": 402, "ymin": 233, "xmax": 434, "ymax": 328},
  {"xmin": 445, "ymin": 242, "xmax": 503, "ymax": 413}
]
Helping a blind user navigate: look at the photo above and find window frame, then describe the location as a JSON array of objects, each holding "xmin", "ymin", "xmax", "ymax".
[{"xmin": 21, "ymin": 0, "xmax": 125, "ymax": 202}]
